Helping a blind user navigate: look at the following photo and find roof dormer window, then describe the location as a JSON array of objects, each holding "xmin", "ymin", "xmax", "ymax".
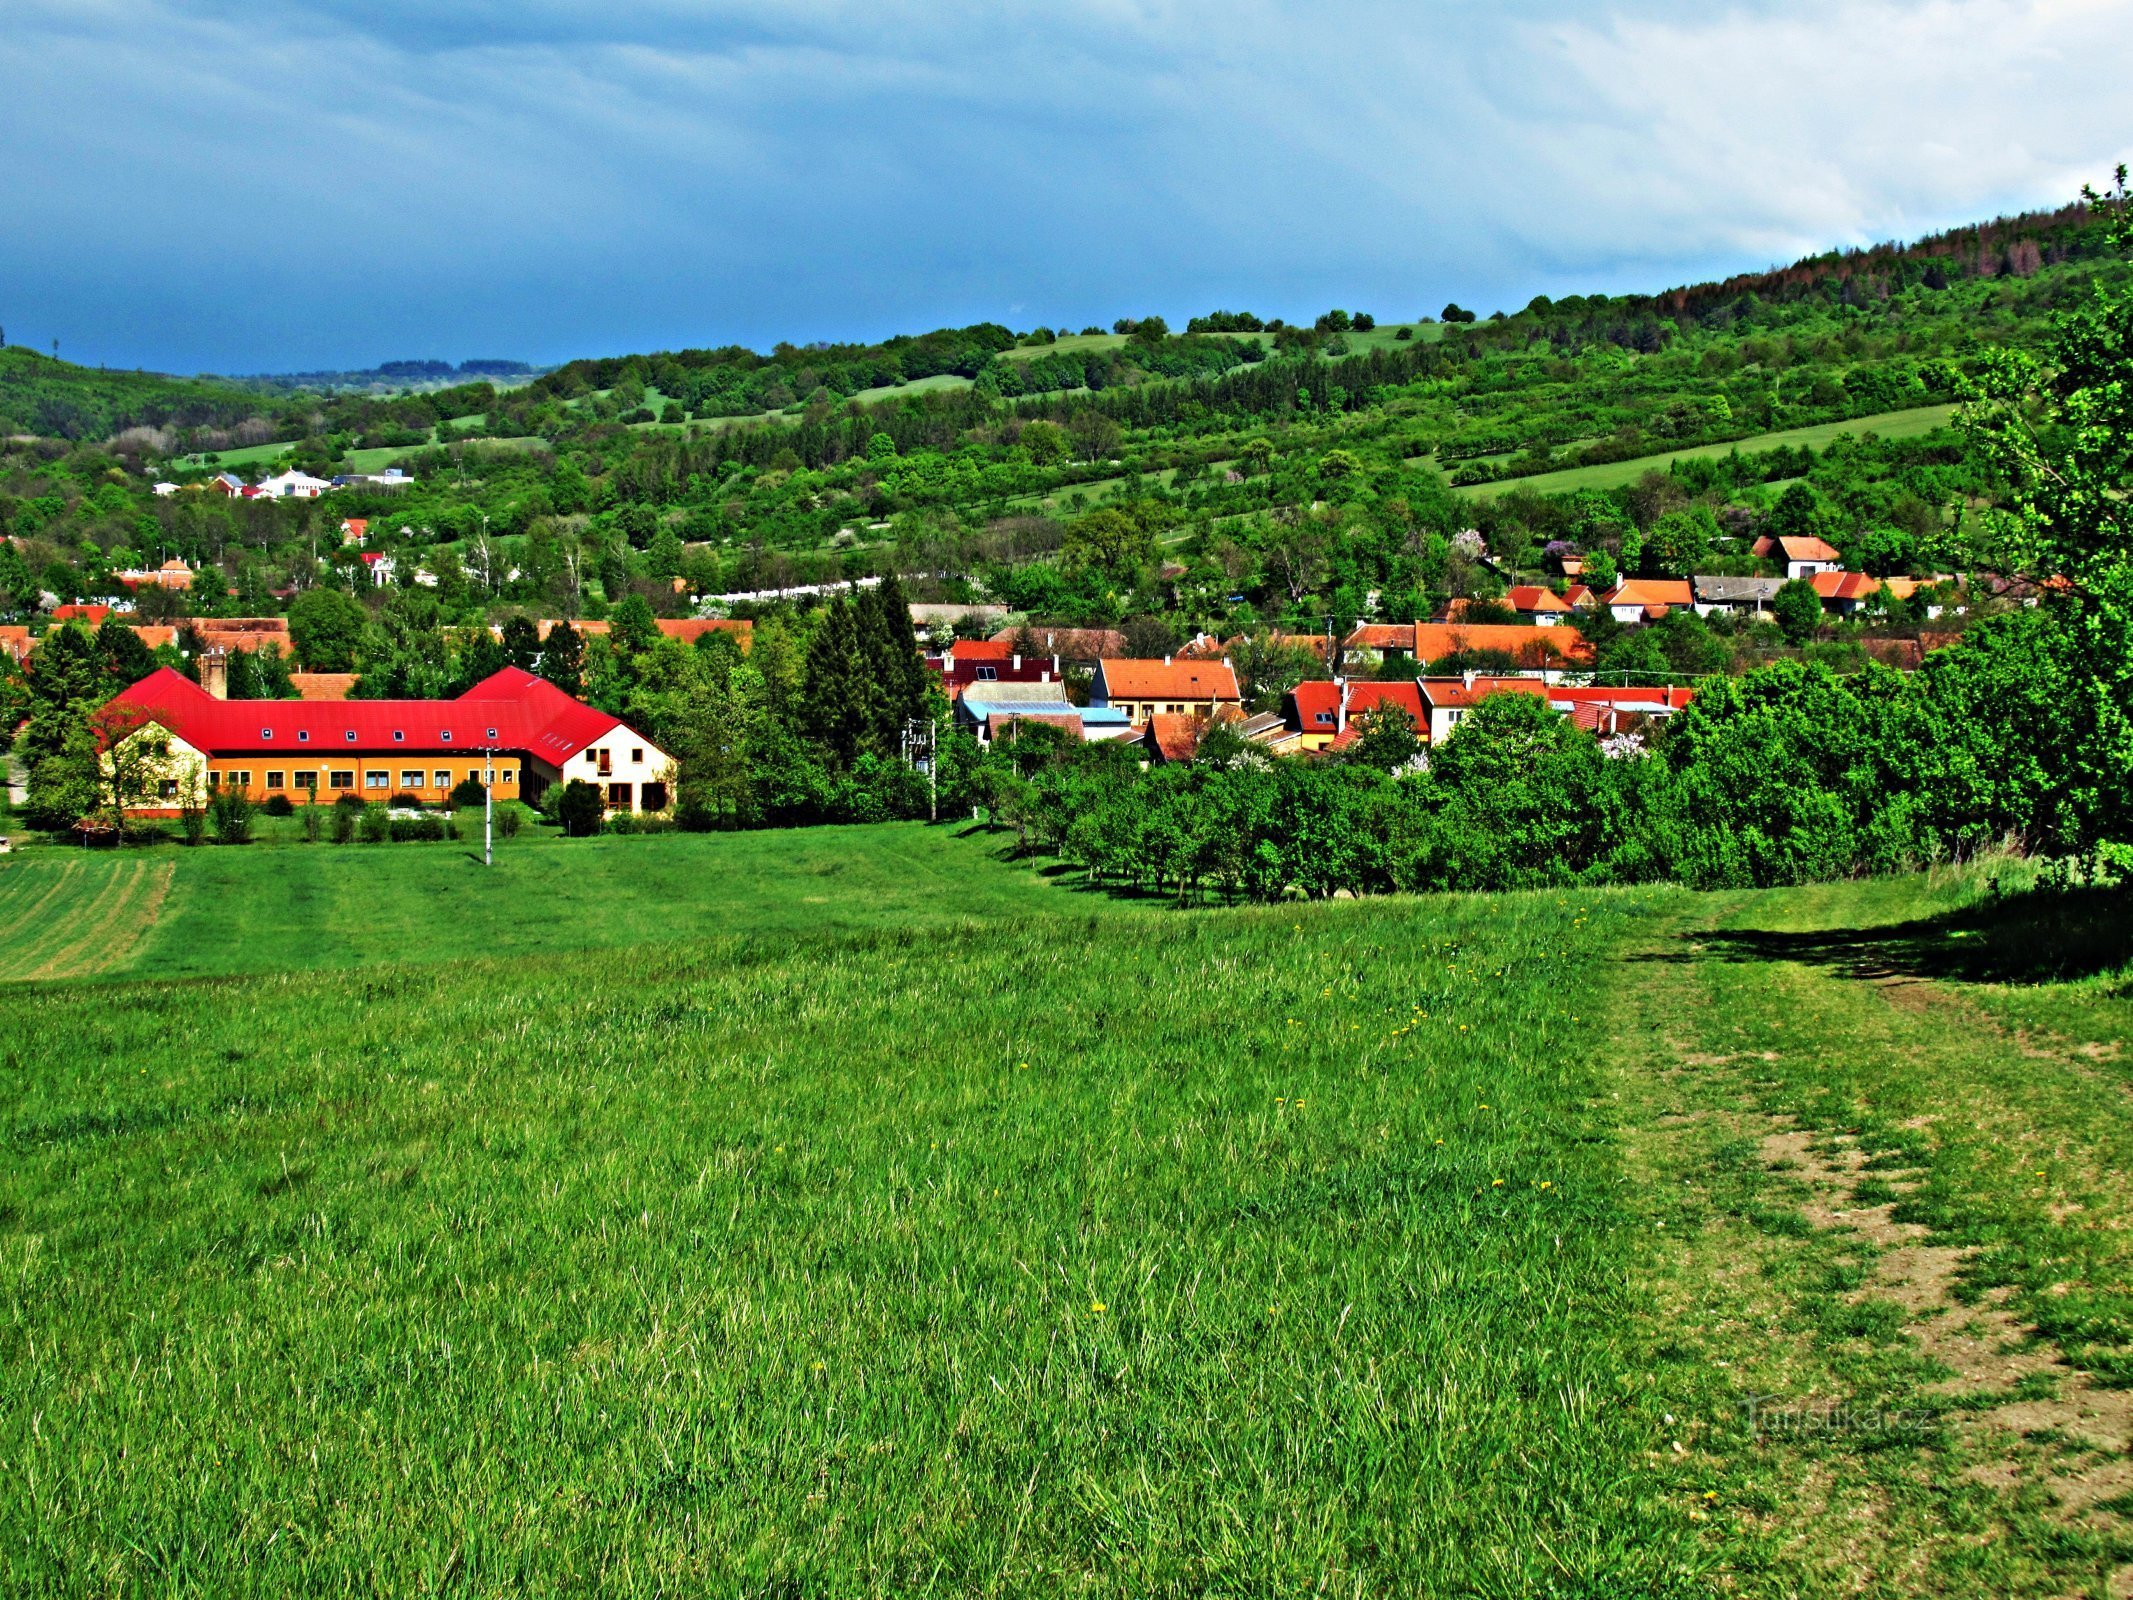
[
  {"xmin": 393, "ymin": 730, "xmax": 404, "ymax": 742},
  {"xmin": 260, "ymin": 728, "xmax": 273, "ymax": 740},
  {"xmin": 344, "ymin": 730, "xmax": 357, "ymax": 742},
  {"xmin": 487, "ymin": 728, "xmax": 497, "ymax": 740},
  {"xmin": 298, "ymin": 731, "xmax": 309, "ymax": 742},
  {"xmin": 440, "ymin": 730, "xmax": 453, "ymax": 742}
]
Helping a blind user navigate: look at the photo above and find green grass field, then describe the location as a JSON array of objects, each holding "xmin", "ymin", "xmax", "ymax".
[
  {"xmin": 2, "ymin": 828, "xmax": 2128, "ymax": 1594},
  {"xmin": 1456, "ymin": 403, "xmax": 1961, "ymax": 498},
  {"xmin": 0, "ymin": 824, "xmax": 1100, "ymax": 982},
  {"xmin": 171, "ymin": 440, "xmax": 295, "ymax": 472}
]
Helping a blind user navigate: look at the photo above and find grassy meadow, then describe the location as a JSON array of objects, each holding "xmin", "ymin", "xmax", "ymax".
[
  {"xmin": 0, "ymin": 824, "xmax": 1101, "ymax": 982},
  {"xmin": 1, "ymin": 827, "xmax": 2129, "ymax": 1595},
  {"xmin": 1456, "ymin": 403, "xmax": 1961, "ymax": 498}
]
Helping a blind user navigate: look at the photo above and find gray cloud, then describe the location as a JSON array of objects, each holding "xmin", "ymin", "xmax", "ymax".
[{"xmin": 0, "ymin": 0, "xmax": 2122, "ymax": 372}]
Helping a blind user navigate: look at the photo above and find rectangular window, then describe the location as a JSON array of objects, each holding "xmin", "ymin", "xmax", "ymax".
[
  {"xmin": 976, "ymin": 666, "xmax": 997, "ymax": 681},
  {"xmin": 500, "ymin": 770, "xmax": 515, "ymax": 785},
  {"xmin": 295, "ymin": 772, "xmax": 318, "ymax": 790},
  {"xmin": 400, "ymin": 770, "xmax": 422, "ymax": 789},
  {"xmin": 229, "ymin": 770, "xmax": 251, "ymax": 789},
  {"xmin": 606, "ymin": 782, "xmax": 633, "ymax": 809},
  {"xmin": 434, "ymin": 770, "xmax": 452, "ymax": 789},
  {"xmin": 364, "ymin": 771, "xmax": 388, "ymax": 790},
  {"xmin": 631, "ymin": 747, "xmax": 644, "ymax": 764},
  {"xmin": 159, "ymin": 779, "xmax": 178, "ymax": 800},
  {"xmin": 265, "ymin": 770, "xmax": 284, "ymax": 789}
]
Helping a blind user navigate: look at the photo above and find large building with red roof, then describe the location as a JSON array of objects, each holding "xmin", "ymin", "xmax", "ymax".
[{"xmin": 101, "ymin": 666, "xmax": 675, "ymax": 815}]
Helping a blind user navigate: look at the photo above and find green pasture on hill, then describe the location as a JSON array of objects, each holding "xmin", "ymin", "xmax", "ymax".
[
  {"xmin": 1, "ymin": 829, "xmax": 2128, "ymax": 1594},
  {"xmin": 1455, "ymin": 402, "xmax": 1961, "ymax": 498}
]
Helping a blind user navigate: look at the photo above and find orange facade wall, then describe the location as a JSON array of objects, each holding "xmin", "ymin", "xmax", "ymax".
[{"xmin": 206, "ymin": 755, "xmax": 521, "ymax": 805}]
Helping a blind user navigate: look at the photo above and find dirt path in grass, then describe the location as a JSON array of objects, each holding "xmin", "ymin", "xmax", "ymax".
[{"xmin": 1608, "ymin": 890, "xmax": 2133, "ymax": 1598}]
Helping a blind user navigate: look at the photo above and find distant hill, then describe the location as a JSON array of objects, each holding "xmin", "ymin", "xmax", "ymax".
[{"xmin": 0, "ymin": 346, "xmax": 265, "ymax": 442}]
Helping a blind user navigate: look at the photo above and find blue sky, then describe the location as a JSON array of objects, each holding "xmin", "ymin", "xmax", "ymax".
[{"xmin": 2, "ymin": 0, "xmax": 2124, "ymax": 375}]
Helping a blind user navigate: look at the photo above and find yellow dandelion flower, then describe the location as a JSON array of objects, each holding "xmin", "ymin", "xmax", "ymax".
[
  {"xmin": 1491, "ymin": 1178, "xmax": 1504, "ymax": 1187},
  {"xmin": 1091, "ymin": 1300, "xmax": 1106, "ymax": 1313}
]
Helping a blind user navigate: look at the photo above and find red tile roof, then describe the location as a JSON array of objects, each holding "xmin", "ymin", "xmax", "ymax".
[
  {"xmin": 1603, "ymin": 579, "xmax": 1695, "ymax": 609},
  {"xmin": 1345, "ymin": 622, "xmax": 1594, "ymax": 667},
  {"xmin": 106, "ymin": 665, "xmax": 643, "ymax": 765},
  {"xmin": 1096, "ymin": 658, "xmax": 1241, "ymax": 701},
  {"xmin": 1288, "ymin": 679, "xmax": 1424, "ymax": 732},
  {"xmin": 1505, "ymin": 586, "xmax": 1573, "ymax": 614},
  {"xmin": 1753, "ymin": 534, "xmax": 1842, "ymax": 562},
  {"xmin": 1812, "ymin": 571, "xmax": 1881, "ymax": 601},
  {"xmin": 52, "ymin": 604, "xmax": 111, "ymax": 625},
  {"xmin": 1418, "ymin": 676, "xmax": 1552, "ymax": 711}
]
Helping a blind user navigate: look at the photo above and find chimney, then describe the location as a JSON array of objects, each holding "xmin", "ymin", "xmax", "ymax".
[
  {"xmin": 1335, "ymin": 676, "xmax": 1349, "ymax": 735},
  {"xmin": 1012, "ymin": 654, "xmax": 1022, "ymax": 672},
  {"xmin": 201, "ymin": 648, "xmax": 228, "ymax": 700},
  {"xmin": 1163, "ymin": 654, "xmax": 1172, "ymax": 666}
]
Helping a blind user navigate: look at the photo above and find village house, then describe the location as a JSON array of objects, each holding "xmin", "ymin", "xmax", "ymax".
[
  {"xmin": 1282, "ymin": 679, "xmax": 1426, "ymax": 752},
  {"xmin": 115, "ymin": 558, "xmax": 195, "ymax": 592},
  {"xmin": 1692, "ymin": 575, "xmax": 1788, "ymax": 618},
  {"xmin": 1752, "ymin": 534, "xmax": 1844, "ymax": 579},
  {"xmin": 101, "ymin": 663, "xmax": 676, "ymax": 815},
  {"xmin": 1503, "ymin": 586, "xmax": 1575, "ymax": 626},
  {"xmin": 1416, "ymin": 676, "xmax": 1552, "ymax": 744},
  {"xmin": 1600, "ymin": 578, "xmax": 1694, "ymax": 623},
  {"xmin": 924, "ymin": 638, "xmax": 1061, "ymax": 698},
  {"xmin": 256, "ymin": 469, "xmax": 333, "ymax": 499},
  {"xmin": 1089, "ymin": 657, "xmax": 1242, "ymax": 726}
]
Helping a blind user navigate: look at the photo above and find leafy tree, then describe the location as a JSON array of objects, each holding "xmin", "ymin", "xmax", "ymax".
[
  {"xmin": 289, "ymin": 586, "xmax": 369, "ymax": 672},
  {"xmin": 1063, "ymin": 508, "xmax": 1154, "ymax": 582},
  {"xmin": 609, "ymin": 593, "xmax": 659, "ymax": 658},
  {"xmin": 1643, "ymin": 507, "xmax": 1714, "ymax": 577},
  {"xmin": 540, "ymin": 619, "xmax": 585, "ymax": 695},
  {"xmin": 95, "ymin": 616, "xmax": 156, "ymax": 686},
  {"xmin": 500, "ymin": 614, "xmax": 542, "ymax": 672},
  {"xmin": 1963, "ymin": 167, "xmax": 2133, "ymax": 850},
  {"xmin": 1772, "ymin": 578, "xmax": 1823, "ymax": 644},
  {"xmin": 1346, "ymin": 702, "xmax": 1422, "ymax": 770}
]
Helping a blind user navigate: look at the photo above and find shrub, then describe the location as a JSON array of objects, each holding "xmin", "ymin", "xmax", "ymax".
[
  {"xmin": 389, "ymin": 791, "xmax": 429, "ymax": 810},
  {"xmin": 263, "ymin": 794, "xmax": 294, "ymax": 818},
  {"xmin": 358, "ymin": 802, "xmax": 392, "ymax": 844},
  {"xmin": 494, "ymin": 801, "xmax": 526, "ymax": 839},
  {"xmin": 300, "ymin": 803, "xmax": 322, "ymax": 843},
  {"xmin": 556, "ymin": 780, "xmax": 605, "ymax": 837},
  {"xmin": 388, "ymin": 815, "xmax": 449, "ymax": 842},
  {"xmin": 208, "ymin": 788, "xmax": 254, "ymax": 845},
  {"xmin": 449, "ymin": 775, "xmax": 488, "ymax": 808}
]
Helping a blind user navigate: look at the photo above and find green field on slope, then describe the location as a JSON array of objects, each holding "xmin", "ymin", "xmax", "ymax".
[
  {"xmin": 1456, "ymin": 403, "xmax": 1961, "ymax": 498},
  {"xmin": 1, "ymin": 830, "xmax": 2127, "ymax": 1595}
]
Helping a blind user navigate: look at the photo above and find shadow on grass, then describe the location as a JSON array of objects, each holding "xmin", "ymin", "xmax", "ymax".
[{"xmin": 1674, "ymin": 885, "xmax": 2133, "ymax": 989}]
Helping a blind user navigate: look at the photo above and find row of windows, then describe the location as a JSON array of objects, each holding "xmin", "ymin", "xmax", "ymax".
[
  {"xmin": 252, "ymin": 727, "xmax": 505, "ymax": 744},
  {"xmin": 213, "ymin": 769, "xmax": 518, "ymax": 792}
]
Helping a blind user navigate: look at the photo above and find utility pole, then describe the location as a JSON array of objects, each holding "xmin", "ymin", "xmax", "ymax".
[{"xmin": 483, "ymin": 745, "xmax": 494, "ymax": 867}]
